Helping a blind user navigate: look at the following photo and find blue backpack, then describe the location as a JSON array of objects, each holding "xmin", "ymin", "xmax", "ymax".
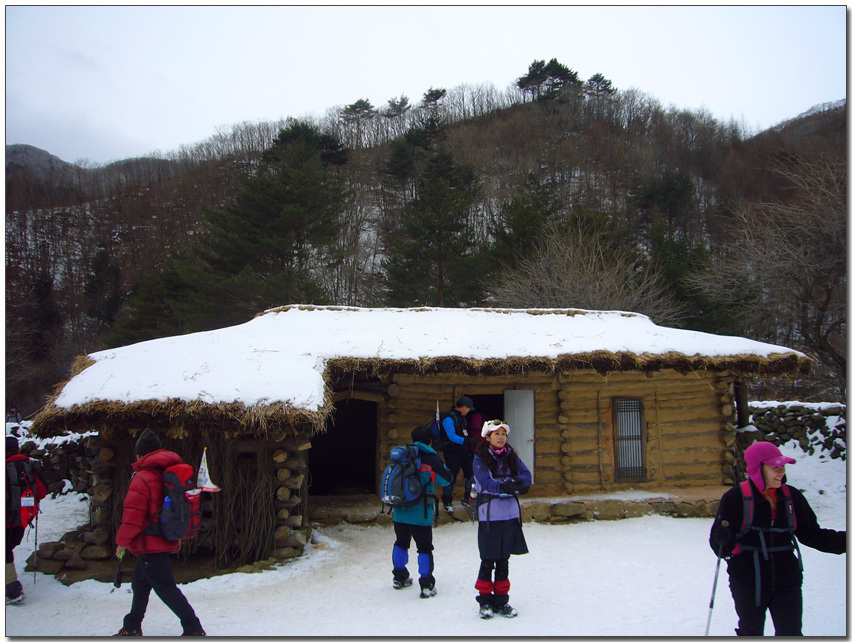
[{"xmin": 380, "ymin": 445, "xmax": 428, "ymax": 509}]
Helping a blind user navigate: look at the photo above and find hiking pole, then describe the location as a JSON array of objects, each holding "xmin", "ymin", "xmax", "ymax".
[
  {"xmin": 704, "ymin": 546, "xmax": 723, "ymax": 636},
  {"xmin": 33, "ymin": 510, "xmax": 39, "ymax": 585}
]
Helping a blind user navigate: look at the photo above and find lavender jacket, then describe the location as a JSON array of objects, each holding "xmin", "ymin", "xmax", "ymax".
[{"xmin": 473, "ymin": 445, "xmax": 532, "ymax": 523}]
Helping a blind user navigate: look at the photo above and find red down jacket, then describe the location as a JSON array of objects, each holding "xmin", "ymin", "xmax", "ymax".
[{"xmin": 115, "ymin": 449, "xmax": 183, "ymax": 555}]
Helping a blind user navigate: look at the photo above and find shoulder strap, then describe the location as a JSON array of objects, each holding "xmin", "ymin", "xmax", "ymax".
[
  {"xmin": 739, "ymin": 480, "xmax": 754, "ymax": 535},
  {"xmin": 779, "ymin": 484, "xmax": 796, "ymax": 532}
]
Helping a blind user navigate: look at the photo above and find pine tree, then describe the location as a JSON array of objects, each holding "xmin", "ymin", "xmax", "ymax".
[
  {"xmin": 384, "ymin": 148, "xmax": 483, "ymax": 306},
  {"xmin": 110, "ymin": 121, "xmax": 352, "ymax": 341}
]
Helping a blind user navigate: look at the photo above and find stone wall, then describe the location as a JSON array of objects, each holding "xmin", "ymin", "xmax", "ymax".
[{"xmin": 741, "ymin": 402, "xmax": 846, "ymax": 461}]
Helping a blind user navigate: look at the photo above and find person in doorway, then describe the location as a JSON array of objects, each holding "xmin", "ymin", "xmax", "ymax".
[
  {"xmin": 465, "ymin": 408, "xmax": 487, "ymax": 455},
  {"xmin": 709, "ymin": 441, "xmax": 845, "ymax": 636},
  {"xmin": 439, "ymin": 396, "xmax": 478, "ymax": 513},
  {"xmin": 114, "ymin": 428, "xmax": 206, "ymax": 636},
  {"xmin": 6, "ymin": 406, "xmax": 23, "ymax": 426},
  {"xmin": 391, "ymin": 424, "xmax": 452, "ymax": 598},
  {"xmin": 472, "ymin": 420, "xmax": 531, "ymax": 619},
  {"xmin": 6, "ymin": 435, "xmax": 47, "ymax": 605}
]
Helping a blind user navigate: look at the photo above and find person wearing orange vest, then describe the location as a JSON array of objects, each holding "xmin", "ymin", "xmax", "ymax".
[{"xmin": 709, "ymin": 441, "xmax": 845, "ymax": 635}]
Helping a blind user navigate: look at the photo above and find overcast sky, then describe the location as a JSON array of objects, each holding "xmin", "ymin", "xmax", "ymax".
[{"xmin": 5, "ymin": 5, "xmax": 847, "ymax": 165}]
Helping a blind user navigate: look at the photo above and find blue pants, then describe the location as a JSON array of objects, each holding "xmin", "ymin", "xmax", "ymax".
[
  {"xmin": 392, "ymin": 522, "xmax": 435, "ymax": 589},
  {"xmin": 123, "ymin": 552, "xmax": 202, "ymax": 635}
]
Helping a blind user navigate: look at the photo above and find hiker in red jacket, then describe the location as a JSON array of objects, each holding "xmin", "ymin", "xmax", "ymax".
[
  {"xmin": 6, "ymin": 435, "xmax": 47, "ymax": 605},
  {"xmin": 113, "ymin": 429, "xmax": 205, "ymax": 637},
  {"xmin": 709, "ymin": 441, "xmax": 845, "ymax": 636}
]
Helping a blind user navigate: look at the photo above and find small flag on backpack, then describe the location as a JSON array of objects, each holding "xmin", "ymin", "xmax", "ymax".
[{"xmin": 196, "ymin": 446, "xmax": 220, "ymax": 493}]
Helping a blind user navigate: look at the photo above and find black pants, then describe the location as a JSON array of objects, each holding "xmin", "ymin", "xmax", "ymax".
[
  {"xmin": 476, "ymin": 558, "xmax": 510, "ymax": 607},
  {"xmin": 730, "ymin": 576, "xmax": 803, "ymax": 636},
  {"xmin": 123, "ymin": 552, "xmax": 202, "ymax": 635},
  {"xmin": 441, "ymin": 447, "xmax": 473, "ymax": 504},
  {"xmin": 6, "ymin": 526, "xmax": 25, "ymax": 564}
]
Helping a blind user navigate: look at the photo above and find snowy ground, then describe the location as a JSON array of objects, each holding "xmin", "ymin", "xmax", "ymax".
[{"xmin": 5, "ymin": 438, "xmax": 845, "ymax": 637}]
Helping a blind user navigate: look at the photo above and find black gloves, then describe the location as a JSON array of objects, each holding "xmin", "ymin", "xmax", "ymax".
[
  {"xmin": 500, "ymin": 477, "xmax": 530, "ymax": 496},
  {"xmin": 710, "ymin": 519, "xmax": 734, "ymax": 557}
]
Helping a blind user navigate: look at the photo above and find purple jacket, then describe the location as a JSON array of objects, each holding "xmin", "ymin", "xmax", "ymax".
[{"xmin": 473, "ymin": 445, "xmax": 532, "ymax": 523}]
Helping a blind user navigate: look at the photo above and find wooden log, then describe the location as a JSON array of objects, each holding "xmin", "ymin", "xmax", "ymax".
[
  {"xmin": 274, "ymin": 525, "xmax": 292, "ymax": 543},
  {"xmin": 276, "ymin": 468, "xmax": 292, "ymax": 482},
  {"xmin": 285, "ymin": 515, "xmax": 303, "ymax": 528},
  {"xmin": 285, "ymin": 458, "xmax": 307, "ymax": 473},
  {"xmin": 388, "ymin": 429, "xmax": 398, "ymax": 440},
  {"xmin": 282, "ymin": 530, "xmax": 308, "ymax": 549},
  {"xmin": 276, "ymin": 486, "xmax": 292, "ymax": 501},
  {"xmin": 272, "ymin": 449, "xmax": 289, "ymax": 464},
  {"xmin": 92, "ymin": 483, "xmax": 112, "ymax": 505},
  {"xmin": 387, "ymin": 383, "xmax": 401, "ymax": 397},
  {"xmin": 285, "ymin": 474, "xmax": 305, "ymax": 490},
  {"xmin": 97, "ymin": 447, "xmax": 115, "ymax": 462},
  {"xmin": 276, "ymin": 508, "xmax": 291, "ymax": 520}
]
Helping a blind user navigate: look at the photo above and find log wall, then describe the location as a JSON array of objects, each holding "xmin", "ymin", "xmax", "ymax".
[{"xmin": 373, "ymin": 369, "xmax": 737, "ymax": 497}]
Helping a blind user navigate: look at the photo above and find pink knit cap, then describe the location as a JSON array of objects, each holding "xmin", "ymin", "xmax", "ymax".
[{"xmin": 744, "ymin": 441, "xmax": 796, "ymax": 492}]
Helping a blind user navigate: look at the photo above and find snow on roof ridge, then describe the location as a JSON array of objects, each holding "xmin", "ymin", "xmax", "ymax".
[{"xmin": 258, "ymin": 304, "xmax": 643, "ymax": 319}]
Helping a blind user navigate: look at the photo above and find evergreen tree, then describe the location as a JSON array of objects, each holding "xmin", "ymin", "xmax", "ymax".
[
  {"xmin": 110, "ymin": 121, "xmax": 352, "ymax": 341},
  {"xmin": 517, "ymin": 58, "xmax": 581, "ymax": 102},
  {"xmin": 84, "ymin": 248, "xmax": 124, "ymax": 332},
  {"xmin": 490, "ymin": 173, "xmax": 562, "ymax": 269},
  {"xmin": 384, "ymin": 148, "xmax": 483, "ymax": 306}
]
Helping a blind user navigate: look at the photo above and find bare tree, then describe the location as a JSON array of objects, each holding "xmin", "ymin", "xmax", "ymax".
[
  {"xmin": 491, "ymin": 219, "xmax": 684, "ymax": 325},
  {"xmin": 686, "ymin": 153, "xmax": 846, "ymax": 392}
]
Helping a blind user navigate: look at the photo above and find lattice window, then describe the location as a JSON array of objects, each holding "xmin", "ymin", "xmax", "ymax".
[{"xmin": 614, "ymin": 399, "xmax": 645, "ymax": 481}]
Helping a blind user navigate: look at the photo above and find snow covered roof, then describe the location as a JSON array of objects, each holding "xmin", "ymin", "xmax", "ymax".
[{"xmin": 32, "ymin": 305, "xmax": 811, "ymax": 435}]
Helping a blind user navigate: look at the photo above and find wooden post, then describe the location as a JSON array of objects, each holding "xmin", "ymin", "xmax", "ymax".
[{"xmin": 654, "ymin": 391, "xmax": 664, "ymax": 487}]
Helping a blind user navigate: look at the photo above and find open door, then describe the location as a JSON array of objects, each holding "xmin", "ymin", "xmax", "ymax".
[
  {"xmin": 308, "ymin": 398, "xmax": 377, "ymax": 495},
  {"xmin": 504, "ymin": 390, "xmax": 535, "ymax": 483}
]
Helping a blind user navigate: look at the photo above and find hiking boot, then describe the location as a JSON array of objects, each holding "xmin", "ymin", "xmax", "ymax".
[
  {"xmin": 181, "ymin": 630, "xmax": 206, "ymax": 636},
  {"xmin": 419, "ymin": 585, "xmax": 437, "ymax": 599},
  {"xmin": 393, "ymin": 577, "xmax": 413, "ymax": 590},
  {"xmin": 113, "ymin": 629, "xmax": 143, "ymax": 636},
  {"xmin": 460, "ymin": 497, "xmax": 470, "ymax": 508},
  {"xmin": 5, "ymin": 581, "xmax": 25, "ymax": 606},
  {"xmin": 443, "ymin": 502, "xmax": 454, "ymax": 514},
  {"xmin": 495, "ymin": 604, "xmax": 518, "ymax": 618},
  {"xmin": 479, "ymin": 604, "xmax": 494, "ymax": 619}
]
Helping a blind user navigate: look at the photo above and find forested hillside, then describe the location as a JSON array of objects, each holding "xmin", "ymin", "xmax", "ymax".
[{"xmin": 5, "ymin": 59, "xmax": 846, "ymax": 413}]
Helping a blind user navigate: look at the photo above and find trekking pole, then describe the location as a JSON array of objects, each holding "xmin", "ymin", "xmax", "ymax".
[
  {"xmin": 33, "ymin": 510, "xmax": 39, "ymax": 584},
  {"xmin": 704, "ymin": 546, "xmax": 723, "ymax": 636}
]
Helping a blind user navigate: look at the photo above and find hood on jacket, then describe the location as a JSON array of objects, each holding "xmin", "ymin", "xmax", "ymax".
[{"xmin": 132, "ymin": 448, "xmax": 182, "ymax": 473}]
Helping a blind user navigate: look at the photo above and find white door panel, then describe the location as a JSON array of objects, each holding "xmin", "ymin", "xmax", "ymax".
[{"xmin": 503, "ymin": 390, "xmax": 535, "ymax": 483}]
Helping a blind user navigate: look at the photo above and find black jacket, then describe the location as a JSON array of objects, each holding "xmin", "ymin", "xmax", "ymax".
[{"xmin": 709, "ymin": 479, "xmax": 845, "ymax": 592}]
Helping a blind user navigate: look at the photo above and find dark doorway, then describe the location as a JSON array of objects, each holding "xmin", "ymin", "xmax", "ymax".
[
  {"xmin": 470, "ymin": 394, "xmax": 504, "ymax": 424},
  {"xmin": 308, "ymin": 398, "xmax": 377, "ymax": 496}
]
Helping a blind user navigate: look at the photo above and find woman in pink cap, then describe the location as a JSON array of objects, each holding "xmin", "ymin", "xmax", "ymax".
[{"xmin": 709, "ymin": 440, "xmax": 845, "ymax": 635}]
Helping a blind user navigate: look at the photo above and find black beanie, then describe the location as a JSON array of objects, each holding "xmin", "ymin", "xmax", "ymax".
[
  {"xmin": 411, "ymin": 424, "xmax": 432, "ymax": 445},
  {"xmin": 135, "ymin": 428, "xmax": 161, "ymax": 456},
  {"xmin": 6, "ymin": 435, "xmax": 19, "ymax": 454}
]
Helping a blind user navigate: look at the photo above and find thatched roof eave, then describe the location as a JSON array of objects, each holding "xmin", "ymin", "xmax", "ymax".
[
  {"xmin": 30, "ymin": 349, "xmax": 811, "ymax": 438},
  {"xmin": 325, "ymin": 350, "xmax": 813, "ymax": 379}
]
